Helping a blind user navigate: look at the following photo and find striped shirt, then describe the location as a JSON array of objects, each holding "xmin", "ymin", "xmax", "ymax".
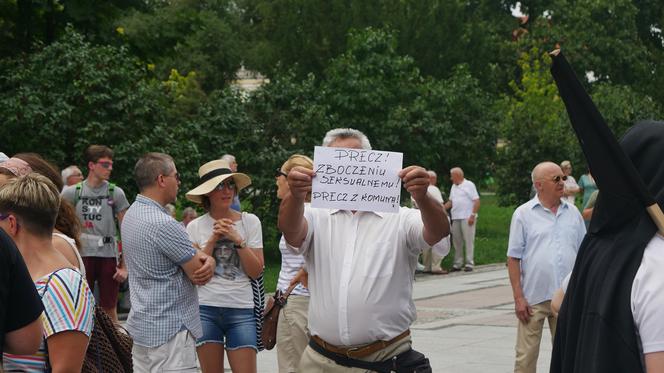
[
  {"xmin": 276, "ymin": 235, "xmax": 309, "ymax": 296},
  {"xmin": 3, "ymin": 268, "xmax": 94, "ymax": 372},
  {"xmin": 121, "ymin": 194, "xmax": 202, "ymax": 347}
]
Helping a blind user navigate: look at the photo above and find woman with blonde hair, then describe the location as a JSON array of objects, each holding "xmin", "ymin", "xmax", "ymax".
[
  {"xmin": 0, "ymin": 154, "xmax": 85, "ymax": 275},
  {"xmin": 1, "ymin": 173, "xmax": 94, "ymax": 372},
  {"xmin": 274, "ymin": 154, "xmax": 313, "ymax": 372},
  {"xmin": 186, "ymin": 159, "xmax": 264, "ymax": 373}
]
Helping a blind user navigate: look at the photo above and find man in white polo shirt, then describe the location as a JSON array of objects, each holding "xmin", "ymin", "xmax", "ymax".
[
  {"xmin": 444, "ymin": 167, "xmax": 480, "ymax": 272},
  {"xmin": 279, "ymin": 128, "xmax": 449, "ymax": 372}
]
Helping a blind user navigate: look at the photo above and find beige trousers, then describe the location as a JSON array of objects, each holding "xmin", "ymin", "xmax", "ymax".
[
  {"xmin": 514, "ymin": 301, "xmax": 557, "ymax": 373},
  {"xmin": 132, "ymin": 330, "xmax": 198, "ymax": 373},
  {"xmin": 276, "ymin": 295, "xmax": 310, "ymax": 373},
  {"xmin": 298, "ymin": 336, "xmax": 412, "ymax": 372},
  {"xmin": 451, "ymin": 219, "xmax": 476, "ymax": 268},
  {"xmin": 421, "ymin": 247, "xmax": 444, "ymax": 272}
]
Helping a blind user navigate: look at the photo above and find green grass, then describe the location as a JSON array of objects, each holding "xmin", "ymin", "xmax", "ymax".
[{"xmin": 262, "ymin": 194, "xmax": 516, "ymax": 291}]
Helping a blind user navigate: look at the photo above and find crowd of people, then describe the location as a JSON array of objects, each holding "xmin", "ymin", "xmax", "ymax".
[
  {"xmin": 2, "ymin": 122, "xmax": 664, "ymax": 373},
  {"xmin": 0, "ymin": 129, "xmax": 449, "ymax": 373}
]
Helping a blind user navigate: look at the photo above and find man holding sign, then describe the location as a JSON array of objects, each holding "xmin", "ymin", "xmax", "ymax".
[{"xmin": 278, "ymin": 128, "xmax": 449, "ymax": 372}]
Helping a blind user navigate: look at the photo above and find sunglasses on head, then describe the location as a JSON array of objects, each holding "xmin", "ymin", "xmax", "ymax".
[
  {"xmin": 275, "ymin": 169, "xmax": 288, "ymax": 178},
  {"xmin": 215, "ymin": 181, "xmax": 236, "ymax": 191}
]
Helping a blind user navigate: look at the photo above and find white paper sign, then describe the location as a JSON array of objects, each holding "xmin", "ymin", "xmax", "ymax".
[{"xmin": 311, "ymin": 146, "xmax": 403, "ymax": 213}]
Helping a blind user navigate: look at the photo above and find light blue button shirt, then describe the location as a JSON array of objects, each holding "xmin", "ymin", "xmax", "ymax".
[
  {"xmin": 121, "ymin": 195, "xmax": 201, "ymax": 347},
  {"xmin": 507, "ymin": 195, "xmax": 586, "ymax": 305}
]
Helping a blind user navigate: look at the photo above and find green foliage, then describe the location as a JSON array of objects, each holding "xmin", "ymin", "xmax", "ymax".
[
  {"xmin": 243, "ymin": 0, "xmax": 517, "ymax": 94},
  {"xmin": 495, "ymin": 48, "xmax": 575, "ymax": 206},
  {"xmin": 0, "ymin": 27, "xmax": 201, "ymax": 199},
  {"xmin": 118, "ymin": 0, "xmax": 244, "ymax": 91},
  {"xmin": 319, "ymin": 28, "xmax": 499, "ymax": 185},
  {"xmin": 592, "ymin": 83, "xmax": 664, "ymax": 139}
]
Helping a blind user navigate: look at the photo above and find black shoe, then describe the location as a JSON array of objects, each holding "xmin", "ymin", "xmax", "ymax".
[
  {"xmin": 450, "ymin": 267, "xmax": 462, "ymax": 272},
  {"xmin": 464, "ymin": 266, "xmax": 473, "ymax": 272}
]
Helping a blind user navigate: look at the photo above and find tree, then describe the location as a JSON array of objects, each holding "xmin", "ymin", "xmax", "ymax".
[{"xmin": 118, "ymin": 0, "xmax": 244, "ymax": 91}]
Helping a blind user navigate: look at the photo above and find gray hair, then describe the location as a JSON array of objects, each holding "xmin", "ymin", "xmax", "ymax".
[
  {"xmin": 61, "ymin": 165, "xmax": 81, "ymax": 185},
  {"xmin": 134, "ymin": 152, "xmax": 175, "ymax": 191},
  {"xmin": 450, "ymin": 167, "xmax": 464, "ymax": 177},
  {"xmin": 322, "ymin": 128, "xmax": 372, "ymax": 150},
  {"xmin": 427, "ymin": 170, "xmax": 437, "ymax": 177},
  {"xmin": 221, "ymin": 154, "xmax": 236, "ymax": 163},
  {"xmin": 182, "ymin": 206, "xmax": 197, "ymax": 218}
]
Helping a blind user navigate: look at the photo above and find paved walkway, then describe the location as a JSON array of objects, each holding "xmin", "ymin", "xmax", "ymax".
[{"xmin": 255, "ymin": 263, "xmax": 553, "ymax": 372}]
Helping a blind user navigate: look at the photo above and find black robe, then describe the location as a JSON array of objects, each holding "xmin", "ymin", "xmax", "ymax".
[{"xmin": 551, "ymin": 120, "xmax": 664, "ymax": 373}]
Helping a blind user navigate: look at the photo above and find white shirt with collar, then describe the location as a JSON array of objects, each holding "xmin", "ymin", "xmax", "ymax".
[
  {"xmin": 449, "ymin": 179, "xmax": 479, "ymax": 220},
  {"xmin": 287, "ymin": 206, "xmax": 429, "ymax": 346},
  {"xmin": 507, "ymin": 195, "xmax": 586, "ymax": 306}
]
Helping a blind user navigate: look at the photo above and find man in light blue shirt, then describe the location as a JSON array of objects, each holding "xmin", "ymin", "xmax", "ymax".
[{"xmin": 507, "ymin": 161, "xmax": 586, "ymax": 373}]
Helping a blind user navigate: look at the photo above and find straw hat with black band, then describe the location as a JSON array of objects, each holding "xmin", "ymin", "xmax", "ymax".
[{"xmin": 186, "ymin": 159, "xmax": 251, "ymax": 204}]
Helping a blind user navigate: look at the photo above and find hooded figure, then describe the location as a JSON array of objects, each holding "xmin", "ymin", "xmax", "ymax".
[{"xmin": 551, "ymin": 120, "xmax": 664, "ymax": 373}]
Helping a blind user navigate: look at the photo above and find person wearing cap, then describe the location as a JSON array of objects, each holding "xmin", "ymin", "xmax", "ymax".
[
  {"xmin": 279, "ymin": 128, "xmax": 448, "ymax": 372},
  {"xmin": 560, "ymin": 160, "xmax": 580, "ymax": 205},
  {"xmin": 185, "ymin": 159, "xmax": 264, "ymax": 373},
  {"xmin": 121, "ymin": 152, "xmax": 215, "ymax": 372}
]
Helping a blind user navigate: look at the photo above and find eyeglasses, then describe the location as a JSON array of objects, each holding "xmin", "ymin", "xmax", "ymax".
[
  {"xmin": 550, "ymin": 175, "xmax": 568, "ymax": 183},
  {"xmin": 163, "ymin": 172, "xmax": 180, "ymax": 182},
  {"xmin": 0, "ymin": 212, "xmax": 9, "ymax": 221},
  {"xmin": 97, "ymin": 161, "xmax": 113, "ymax": 169},
  {"xmin": 215, "ymin": 181, "xmax": 236, "ymax": 191},
  {"xmin": 275, "ymin": 169, "xmax": 288, "ymax": 178}
]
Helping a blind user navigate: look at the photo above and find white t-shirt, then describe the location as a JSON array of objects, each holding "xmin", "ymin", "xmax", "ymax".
[
  {"xmin": 563, "ymin": 175, "xmax": 579, "ymax": 205},
  {"xmin": 449, "ymin": 179, "xmax": 479, "ymax": 220},
  {"xmin": 632, "ymin": 234, "xmax": 664, "ymax": 355},
  {"xmin": 186, "ymin": 212, "xmax": 263, "ymax": 308}
]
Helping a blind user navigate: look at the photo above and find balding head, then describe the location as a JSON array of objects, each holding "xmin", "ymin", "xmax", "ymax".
[{"xmin": 531, "ymin": 161, "xmax": 565, "ymax": 205}]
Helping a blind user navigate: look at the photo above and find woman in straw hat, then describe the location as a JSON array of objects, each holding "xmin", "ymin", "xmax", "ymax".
[{"xmin": 185, "ymin": 159, "xmax": 264, "ymax": 373}]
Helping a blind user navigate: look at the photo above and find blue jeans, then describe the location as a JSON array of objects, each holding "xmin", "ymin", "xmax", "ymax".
[{"xmin": 197, "ymin": 305, "xmax": 257, "ymax": 351}]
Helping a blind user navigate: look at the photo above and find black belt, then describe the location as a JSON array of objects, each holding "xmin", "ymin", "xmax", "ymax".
[{"xmin": 308, "ymin": 338, "xmax": 432, "ymax": 373}]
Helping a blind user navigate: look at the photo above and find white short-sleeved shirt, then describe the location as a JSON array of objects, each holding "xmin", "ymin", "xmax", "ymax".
[
  {"xmin": 563, "ymin": 175, "xmax": 579, "ymax": 205},
  {"xmin": 287, "ymin": 207, "xmax": 428, "ymax": 346},
  {"xmin": 187, "ymin": 212, "xmax": 263, "ymax": 308},
  {"xmin": 632, "ymin": 234, "xmax": 664, "ymax": 355},
  {"xmin": 449, "ymin": 179, "xmax": 479, "ymax": 220},
  {"xmin": 507, "ymin": 196, "xmax": 586, "ymax": 305}
]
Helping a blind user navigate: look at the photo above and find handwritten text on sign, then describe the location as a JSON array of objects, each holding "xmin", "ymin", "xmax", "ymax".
[{"xmin": 311, "ymin": 146, "xmax": 403, "ymax": 213}]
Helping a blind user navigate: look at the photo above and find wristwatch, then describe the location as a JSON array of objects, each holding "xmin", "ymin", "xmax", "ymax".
[{"xmin": 234, "ymin": 240, "xmax": 247, "ymax": 249}]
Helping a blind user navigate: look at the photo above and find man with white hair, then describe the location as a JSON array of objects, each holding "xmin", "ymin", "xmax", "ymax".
[
  {"xmin": 221, "ymin": 154, "xmax": 241, "ymax": 211},
  {"xmin": 279, "ymin": 127, "xmax": 448, "ymax": 372},
  {"xmin": 61, "ymin": 165, "xmax": 84, "ymax": 187},
  {"xmin": 507, "ymin": 161, "xmax": 585, "ymax": 373},
  {"xmin": 444, "ymin": 167, "xmax": 480, "ymax": 271}
]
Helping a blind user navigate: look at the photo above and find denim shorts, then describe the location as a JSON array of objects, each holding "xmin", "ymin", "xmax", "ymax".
[{"xmin": 197, "ymin": 305, "xmax": 257, "ymax": 351}]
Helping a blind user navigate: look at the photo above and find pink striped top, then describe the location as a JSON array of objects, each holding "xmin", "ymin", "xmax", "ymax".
[{"xmin": 3, "ymin": 268, "xmax": 95, "ymax": 372}]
